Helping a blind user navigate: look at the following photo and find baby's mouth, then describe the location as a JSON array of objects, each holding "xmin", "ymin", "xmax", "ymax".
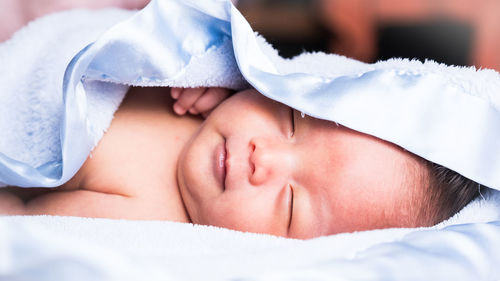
[{"xmin": 215, "ymin": 139, "xmax": 227, "ymax": 191}]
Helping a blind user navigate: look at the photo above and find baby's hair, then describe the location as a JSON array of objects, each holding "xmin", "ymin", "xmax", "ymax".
[{"xmin": 419, "ymin": 161, "xmax": 484, "ymax": 225}]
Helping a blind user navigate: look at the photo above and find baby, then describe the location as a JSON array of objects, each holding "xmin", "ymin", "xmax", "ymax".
[{"xmin": 0, "ymin": 87, "xmax": 481, "ymax": 239}]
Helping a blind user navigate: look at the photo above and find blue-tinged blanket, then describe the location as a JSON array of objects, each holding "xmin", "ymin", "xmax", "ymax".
[{"xmin": 1, "ymin": 1, "xmax": 500, "ymax": 281}]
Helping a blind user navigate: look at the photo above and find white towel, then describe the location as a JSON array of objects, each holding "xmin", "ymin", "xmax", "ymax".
[{"xmin": 1, "ymin": 1, "xmax": 500, "ymax": 280}]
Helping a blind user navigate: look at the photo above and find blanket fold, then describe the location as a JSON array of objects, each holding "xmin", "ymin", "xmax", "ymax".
[{"xmin": 0, "ymin": 9, "xmax": 134, "ymax": 187}]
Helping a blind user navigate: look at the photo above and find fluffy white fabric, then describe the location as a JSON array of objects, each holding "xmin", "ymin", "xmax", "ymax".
[
  {"xmin": 1, "ymin": 205, "xmax": 500, "ymax": 281},
  {"xmin": 1, "ymin": 4, "xmax": 500, "ymax": 281},
  {"xmin": 0, "ymin": 9, "xmax": 133, "ymax": 176}
]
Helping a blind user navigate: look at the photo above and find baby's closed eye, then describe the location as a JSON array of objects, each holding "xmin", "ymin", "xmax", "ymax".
[{"xmin": 288, "ymin": 184, "xmax": 294, "ymax": 231}]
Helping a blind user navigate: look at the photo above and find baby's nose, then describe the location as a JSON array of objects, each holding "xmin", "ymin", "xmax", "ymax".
[{"xmin": 249, "ymin": 137, "xmax": 294, "ymax": 186}]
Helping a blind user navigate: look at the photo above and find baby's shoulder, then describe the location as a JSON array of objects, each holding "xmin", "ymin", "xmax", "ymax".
[{"xmin": 71, "ymin": 87, "xmax": 201, "ymax": 198}]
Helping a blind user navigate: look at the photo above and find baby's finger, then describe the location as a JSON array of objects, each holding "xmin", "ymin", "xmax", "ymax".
[
  {"xmin": 192, "ymin": 87, "xmax": 230, "ymax": 114},
  {"xmin": 188, "ymin": 107, "xmax": 199, "ymax": 115},
  {"xmin": 173, "ymin": 88, "xmax": 206, "ymax": 115},
  {"xmin": 170, "ymin": 87, "xmax": 182, "ymax": 99}
]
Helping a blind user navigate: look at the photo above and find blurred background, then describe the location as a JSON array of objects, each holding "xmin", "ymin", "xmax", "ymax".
[
  {"xmin": 238, "ymin": 0, "xmax": 500, "ymax": 71},
  {"xmin": 2, "ymin": 0, "xmax": 499, "ymax": 71}
]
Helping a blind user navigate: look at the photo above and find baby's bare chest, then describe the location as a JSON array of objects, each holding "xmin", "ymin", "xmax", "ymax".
[{"xmin": 65, "ymin": 87, "xmax": 201, "ymax": 220}]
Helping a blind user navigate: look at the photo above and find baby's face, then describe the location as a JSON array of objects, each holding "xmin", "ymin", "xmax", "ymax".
[{"xmin": 177, "ymin": 90, "xmax": 426, "ymax": 239}]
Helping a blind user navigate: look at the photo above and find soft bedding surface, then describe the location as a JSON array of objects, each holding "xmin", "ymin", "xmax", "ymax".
[
  {"xmin": 1, "ymin": 0, "xmax": 500, "ymax": 280},
  {"xmin": 2, "ymin": 214, "xmax": 500, "ymax": 281},
  {"xmin": 3, "ymin": 189, "xmax": 500, "ymax": 281}
]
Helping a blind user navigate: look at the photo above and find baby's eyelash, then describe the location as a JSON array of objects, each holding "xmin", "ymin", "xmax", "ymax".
[
  {"xmin": 288, "ymin": 184, "xmax": 294, "ymax": 230},
  {"xmin": 289, "ymin": 109, "xmax": 295, "ymax": 138}
]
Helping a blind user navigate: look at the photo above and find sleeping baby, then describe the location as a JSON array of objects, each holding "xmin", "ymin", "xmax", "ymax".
[{"xmin": 0, "ymin": 87, "xmax": 481, "ymax": 239}]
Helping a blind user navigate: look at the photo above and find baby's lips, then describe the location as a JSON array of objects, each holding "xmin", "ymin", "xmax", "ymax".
[{"xmin": 215, "ymin": 140, "xmax": 227, "ymax": 191}]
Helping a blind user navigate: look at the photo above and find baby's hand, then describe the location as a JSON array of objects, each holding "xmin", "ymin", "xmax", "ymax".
[{"xmin": 170, "ymin": 87, "xmax": 231, "ymax": 118}]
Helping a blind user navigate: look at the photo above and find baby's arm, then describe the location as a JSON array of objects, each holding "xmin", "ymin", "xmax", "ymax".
[
  {"xmin": 171, "ymin": 87, "xmax": 231, "ymax": 117},
  {"xmin": 0, "ymin": 189, "xmax": 25, "ymax": 215},
  {"xmin": 0, "ymin": 187, "xmax": 153, "ymax": 219},
  {"xmin": 23, "ymin": 190, "xmax": 136, "ymax": 219}
]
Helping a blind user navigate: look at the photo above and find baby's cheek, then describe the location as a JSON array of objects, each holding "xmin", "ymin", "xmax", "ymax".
[
  {"xmin": 204, "ymin": 204, "xmax": 251, "ymax": 230},
  {"xmin": 205, "ymin": 196, "xmax": 282, "ymax": 235}
]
